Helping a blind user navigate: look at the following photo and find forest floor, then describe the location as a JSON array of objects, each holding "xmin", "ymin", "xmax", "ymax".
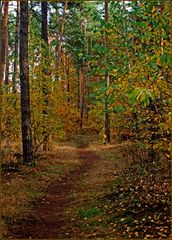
[{"xmin": 1, "ymin": 136, "xmax": 171, "ymax": 239}]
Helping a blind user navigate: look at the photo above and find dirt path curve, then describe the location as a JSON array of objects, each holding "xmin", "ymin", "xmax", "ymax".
[{"xmin": 6, "ymin": 148, "xmax": 100, "ymax": 239}]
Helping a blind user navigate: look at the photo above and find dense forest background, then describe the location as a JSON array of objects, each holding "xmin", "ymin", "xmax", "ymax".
[
  {"xmin": 1, "ymin": 1, "xmax": 171, "ymax": 239},
  {"xmin": 1, "ymin": 1, "xmax": 171, "ymax": 163},
  {"xmin": 1, "ymin": 0, "xmax": 171, "ymax": 163}
]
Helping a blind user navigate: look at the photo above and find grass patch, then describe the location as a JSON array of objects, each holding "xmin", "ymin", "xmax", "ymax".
[
  {"xmin": 113, "ymin": 176, "xmax": 123, "ymax": 186},
  {"xmin": 78, "ymin": 207, "xmax": 101, "ymax": 219},
  {"xmin": 47, "ymin": 164, "xmax": 62, "ymax": 175},
  {"xmin": 28, "ymin": 189, "xmax": 44, "ymax": 199}
]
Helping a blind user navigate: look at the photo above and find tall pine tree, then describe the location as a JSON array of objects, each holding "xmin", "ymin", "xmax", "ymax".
[{"xmin": 20, "ymin": 1, "xmax": 33, "ymax": 164}]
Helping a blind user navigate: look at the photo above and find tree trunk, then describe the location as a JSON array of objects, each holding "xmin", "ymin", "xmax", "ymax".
[
  {"xmin": 77, "ymin": 67, "xmax": 80, "ymax": 110},
  {"xmin": 79, "ymin": 67, "xmax": 84, "ymax": 131},
  {"xmin": 83, "ymin": 19, "xmax": 89, "ymax": 120},
  {"xmin": 41, "ymin": 1, "xmax": 48, "ymax": 44},
  {"xmin": 81, "ymin": 16, "xmax": 89, "ymax": 125},
  {"xmin": 122, "ymin": 0, "xmax": 132, "ymax": 74},
  {"xmin": 0, "ymin": 1, "xmax": 3, "ymax": 93},
  {"xmin": 20, "ymin": 1, "xmax": 33, "ymax": 164},
  {"xmin": 66, "ymin": 54, "xmax": 70, "ymax": 103},
  {"xmin": 1, "ymin": 2, "xmax": 5, "ymax": 87},
  {"xmin": 3, "ymin": 0, "xmax": 9, "ymax": 88},
  {"xmin": 29, "ymin": 0, "xmax": 33, "ymax": 21},
  {"xmin": 104, "ymin": 0, "xmax": 110, "ymax": 143},
  {"xmin": 41, "ymin": 1, "xmax": 49, "ymax": 151},
  {"xmin": 0, "ymin": 1, "xmax": 3, "ymax": 141},
  {"xmin": 55, "ymin": 0, "xmax": 67, "ymax": 79},
  {"xmin": 12, "ymin": 0, "xmax": 20, "ymax": 93}
]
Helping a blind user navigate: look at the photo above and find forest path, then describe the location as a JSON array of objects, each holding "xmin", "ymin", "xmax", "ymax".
[
  {"xmin": 5, "ymin": 146, "xmax": 106, "ymax": 239},
  {"xmin": 4, "ymin": 142, "xmax": 171, "ymax": 239}
]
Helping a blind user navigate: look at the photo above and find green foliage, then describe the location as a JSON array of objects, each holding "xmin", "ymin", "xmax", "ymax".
[
  {"xmin": 129, "ymin": 88, "xmax": 154, "ymax": 107},
  {"xmin": 78, "ymin": 207, "xmax": 101, "ymax": 219},
  {"xmin": 1, "ymin": 1, "xmax": 171, "ymax": 161},
  {"xmin": 160, "ymin": 54, "xmax": 172, "ymax": 66},
  {"xmin": 1, "ymin": 93, "xmax": 21, "ymax": 141}
]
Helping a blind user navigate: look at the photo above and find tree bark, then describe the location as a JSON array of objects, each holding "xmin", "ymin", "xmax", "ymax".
[
  {"xmin": 55, "ymin": 0, "xmax": 67, "ymax": 79},
  {"xmin": 12, "ymin": 0, "xmax": 20, "ymax": 93},
  {"xmin": 0, "ymin": 1, "xmax": 3, "ymax": 93},
  {"xmin": 41, "ymin": 1, "xmax": 49, "ymax": 151},
  {"xmin": 20, "ymin": 1, "xmax": 33, "ymax": 164},
  {"xmin": 66, "ymin": 54, "xmax": 70, "ymax": 103},
  {"xmin": 41, "ymin": 1, "xmax": 48, "ymax": 44},
  {"xmin": 79, "ymin": 67, "xmax": 84, "ymax": 130},
  {"xmin": 4, "ymin": 0, "xmax": 9, "ymax": 88},
  {"xmin": 0, "ymin": 1, "xmax": 3, "ymax": 144},
  {"xmin": 104, "ymin": 0, "xmax": 110, "ymax": 143},
  {"xmin": 1, "ymin": 1, "xmax": 8, "ymax": 87},
  {"xmin": 77, "ymin": 67, "xmax": 80, "ymax": 110}
]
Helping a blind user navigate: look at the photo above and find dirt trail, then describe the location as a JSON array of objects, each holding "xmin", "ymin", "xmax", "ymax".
[{"xmin": 5, "ymin": 148, "xmax": 100, "ymax": 239}]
